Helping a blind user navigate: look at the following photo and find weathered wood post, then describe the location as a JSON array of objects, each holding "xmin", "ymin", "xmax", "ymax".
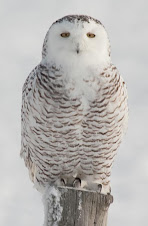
[{"xmin": 43, "ymin": 186, "xmax": 113, "ymax": 226}]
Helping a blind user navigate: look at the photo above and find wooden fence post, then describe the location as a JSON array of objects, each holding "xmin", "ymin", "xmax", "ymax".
[{"xmin": 43, "ymin": 186, "xmax": 113, "ymax": 226}]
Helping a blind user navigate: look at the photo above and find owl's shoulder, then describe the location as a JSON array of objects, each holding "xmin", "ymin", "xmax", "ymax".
[{"xmin": 22, "ymin": 65, "xmax": 39, "ymax": 98}]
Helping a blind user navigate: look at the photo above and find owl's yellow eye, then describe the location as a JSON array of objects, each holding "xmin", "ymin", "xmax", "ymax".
[
  {"xmin": 87, "ymin": 33, "xmax": 96, "ymax": 38},
  {"xmin": 61, "ymin": 32, "xmax": 70, "ymax": 38}
]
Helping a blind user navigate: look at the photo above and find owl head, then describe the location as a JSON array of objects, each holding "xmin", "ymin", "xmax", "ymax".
[{"xmin": 42, "ymin": 15, "xmax": 111, "ymax": 69}]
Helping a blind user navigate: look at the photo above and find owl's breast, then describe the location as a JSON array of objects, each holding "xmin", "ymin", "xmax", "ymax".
[{"xmin": 27, "ymin": 67, "xmax": 128, "ymax": 161}]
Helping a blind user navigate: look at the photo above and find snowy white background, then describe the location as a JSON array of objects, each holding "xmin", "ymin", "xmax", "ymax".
[{"xmin": 1, "ymin": 0, "xmax": 148, "ymax": 225}]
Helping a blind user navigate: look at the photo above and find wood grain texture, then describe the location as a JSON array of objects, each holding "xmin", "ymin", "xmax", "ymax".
[{"xmin": 45, "ymin": 187, "xmax": 113, "ymax": 226}]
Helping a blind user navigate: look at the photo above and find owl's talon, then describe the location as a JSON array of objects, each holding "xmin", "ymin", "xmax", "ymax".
[
  {"xmin": 60, "ymin": 178, "xmax": 66, "ymax": 186},
  {"xmin": 107, "ymin": 186, "xmax": 111, "ymax": 195},
  {"xmin": 73, "ymin": 178, "xmax": 81, "ymax": 188},
  {"xmin": 98, "ymin": 184, "xmax": 102, "ymax": 193}
]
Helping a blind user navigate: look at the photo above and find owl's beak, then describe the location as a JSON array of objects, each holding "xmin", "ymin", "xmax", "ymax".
[
  {"xmin": 76, "ymin": 44, "xmax": 80, "ymax": 54},
  {"xmin": 76, "ymin": 48, "xmax": 80, "ymax": 54}
]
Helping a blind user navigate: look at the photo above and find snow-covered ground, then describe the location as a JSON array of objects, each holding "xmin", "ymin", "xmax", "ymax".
[{"xmin": 0, "ymin": 0, "xmax": 148, "ymax": 225}]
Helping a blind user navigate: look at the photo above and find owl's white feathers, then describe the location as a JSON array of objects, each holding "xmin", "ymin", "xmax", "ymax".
[
  {"xmin": 45, "ymin": 18, "xmax": 110, "ymax": 68},
  {"xmin": 21, "ymin": 15, "xmax": 128, "ymax": 194}
]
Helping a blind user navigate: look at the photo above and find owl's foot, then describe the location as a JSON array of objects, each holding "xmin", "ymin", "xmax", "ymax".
[
  {"xmin": 107, "ymin": 186, "xmax": 111, "ymax": 195},
  {"xmin": 98, "ymin": 184, "xmax": 111, "ymax": 195},
  {"xmin": 60, "ymin": 178, "xmax": 66, "ymax": 186},
  {"xmin": 82, "ymin": 181, "xmax": 111, "ymax": 194},
  {"xmin": 56, "ymin": 177, "xmax": 82, "ymax": 188},
  {"xmin": 73, "ymin": 178, "xmax": 81, "ymax": 188},
  {"xmin": 98, "ymin": 184, "xmax": 102, "ymax": 193}
]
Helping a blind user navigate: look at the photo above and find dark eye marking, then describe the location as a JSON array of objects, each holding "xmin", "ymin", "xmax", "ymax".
[
  {"xmin": 60, "ymin": 32, "xmax": 70, "ymax": 38},
  {"xmin": 87, "ymin": 33, "xmax": 96, "ymax": 38}
]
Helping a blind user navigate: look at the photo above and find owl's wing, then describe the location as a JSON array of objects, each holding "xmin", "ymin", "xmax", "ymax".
[
  {"xmin": 20, "ymin": 65, "xmax": 39, "ymax": 182},
  {"xmin": 100, "ymin": 64, "xmax": 128, "ymax": 135}
]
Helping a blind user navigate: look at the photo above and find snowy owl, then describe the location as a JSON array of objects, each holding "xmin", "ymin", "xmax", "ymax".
[{"xmin": 21, "ymin": 15, "xmax": 128, "ymax": 194}]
